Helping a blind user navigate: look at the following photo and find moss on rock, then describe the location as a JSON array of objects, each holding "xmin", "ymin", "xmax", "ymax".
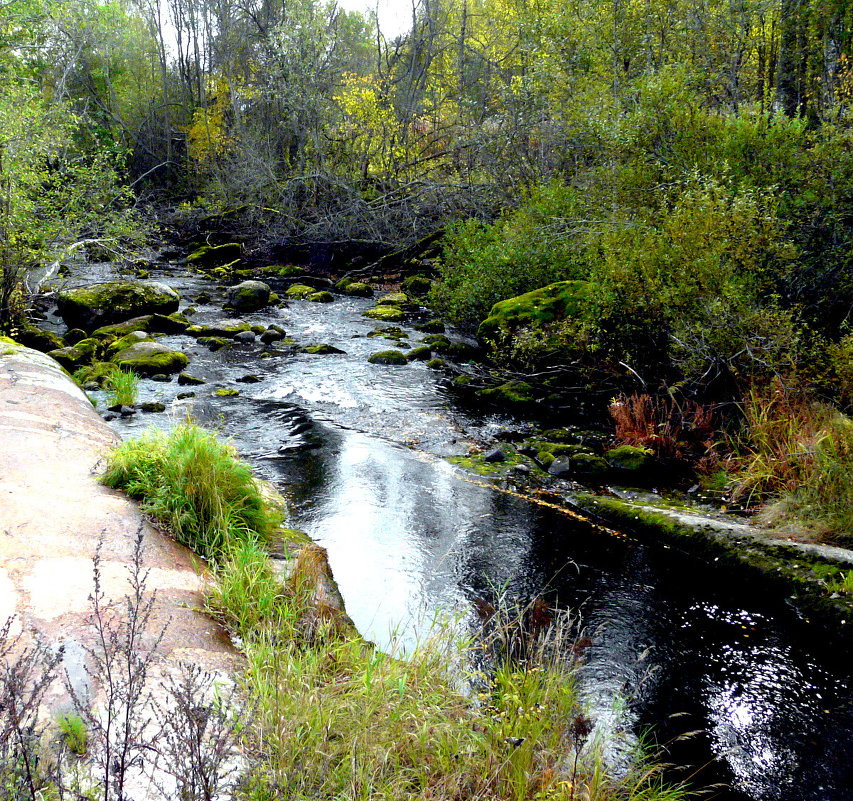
[
  {"xmin": 343, "ymin": 282, "xmax": 373, "ymax": 297},
  {"xmin": 401, "ymin": 276, "xmax": 432, "ymax": 296},
  {"xmin": 368, "ymin": 349, "xmax": 407, "ymax": 365},
  {"xmin": 406, "ymin": 345, "xmax": 432, "ymax": 361},
  {"xmin": 225, "ymin": 280, "xmax": 271, "ymax": 312},
  {"xmin": 285, "ymin": 284, "xmax": 316, "ymax": 300},
  {"xmin": 111, "ymin": 342, "xmax": 189, "ymax": 376},
  {"xmin": 57, "ymin": 281, "xmax": 181, "ymax": 330},
  {"xmin": 309, "ymin": 291, "xmax": 334, "ymax": 303},
  {"xmin": 606, "ymin": 445, "xmax": 656, "ymax": 472},
  {"xmin": 363, "ymin": 305, "xmax": 404, "ymax": 322},
  {"xmin": 477, "ymin": 380, "xmax": 535, "ymax": 407},
  {"xmin": 186, "ymin": 242, "xmax": 242, "ymax": 269},
  {"xmin": 477, "ymin": 280, "xmax": 594, "ymax": 348},
  {"xmin": 303, "ymin": 343, "xmax": 345, "ymax": 355}
]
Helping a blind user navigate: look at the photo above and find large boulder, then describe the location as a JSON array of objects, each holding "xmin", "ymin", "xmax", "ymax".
[
  {"xmin": 111, "ymin": 341, "xmax": 188, "ymax": 376},
  {"xmin": 477, "ymin": 280, "xmax": 594, "ymax": 349},
  {"xmin": 225, "ymin": 280, "xmax": 271, "ymax": 312},
  {"xmin": 57, "ymin": 282, "xmax": 180, "ymax": 330}
]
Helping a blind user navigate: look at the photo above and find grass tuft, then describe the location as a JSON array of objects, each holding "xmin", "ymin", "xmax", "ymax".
[
  {"xmin": 101, "ymin": 421, "xmax": 280, "ymax": 560},
  {"xmin": 106, "ymin": 368, "xmax": 139, "ymax": 406}
]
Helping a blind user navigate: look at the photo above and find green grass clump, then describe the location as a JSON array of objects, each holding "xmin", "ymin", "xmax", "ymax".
[
  {"xmin": 106, "ymin": 368, "xmax": 139, "ymax": 406},
  {"xmin": 56, "ymin": 712, "xmax": 88, "ymax": 756},
  {"xmin": 101, "ymin": 421, "xmax": 280, "ymax": 560}
]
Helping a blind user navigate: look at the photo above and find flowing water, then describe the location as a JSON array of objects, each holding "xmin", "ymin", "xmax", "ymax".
[{"xmin": 48, "ymin": 263, "xmax": 853, "ymax": 800}]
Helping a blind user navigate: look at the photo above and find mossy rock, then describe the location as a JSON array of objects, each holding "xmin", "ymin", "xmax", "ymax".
[
  {"xmin": 343, "ymin": 282, "xmax": 373, "ymax": 297},
  {"xmin": 420, "ymin": 334, "xmax": 451, "ymax": 351},
  {"xmin": 48, "ymin": 343, "xmax": 95, "ymax": 371},
  {"xmin": 215, "ymin": 388, "xmax": 240, "ymax": 397},
  {"xmin": 401, "ymin": 275, "xmax": 432, "ymax": 296},
  {"xmin": 186, "ymin": 242, "xmax": 242, "ymax": 269},
  {"xmin": 106, "ymin": 331, "xmax": 152, "ymax": 357},
  {"xmin": 426, "ymin": 358, "xmax": 446, "ymax": 370},
  {"xmin": 140, "ymin": 402, "xmax": 166, "ymax": 413},
  {"xmin": 74, "ymin": 361, "xmax": 120, "ymax": 388},
  {"xmin": 477, "ymin": 380, "xmax": 535, "ymax": 407},
  {"xmin": 477, "ymin": 280, "xmax": 594, "ymax": 348},
  {"xmin": 606, "ymin": 445, "xmax": 656, "ymax": 473},
  {"xmin": 368, "ymin": 349, "xmax": 407, "ymax": 366},
  {"xmin": 57, "ymin": 281, "xmax": 181, "ymax": 330},
  {"xmin": 178, "ymin": 372, "xmax": 206, "ymax": 386},
  {"xmin": 225, "ymin": 280, "xmax": 271, "ymax": 313},
  {"xmin": 303, "ymin": 343, "xmax": 345, "ymax": 355},
  {"xmin": 63, "ymin": 328, "xmax": 88, "ymax": 345},
  {"xmin": 376, "ymin": 292, "xmax": 409, "ymax": 307},
  {"xmin": 111, "ymin": 341, "xmax": 188, "ymax": 376},
  {"xmin": 15, "ymin": 323, "xmax": 63, "ymax": 353},
  {"xmin": 406, "ymin": 345, "xmax": 431, "ymax": 361},
  {"xmin": 335, "ymin": 277, "xmax": 352, "ymax": 291},
  {"xmin": 414, "ymin": 319, "xmax": 445, "ymax": 334},
  {"xmin": 363, "ymin": 305, "xmax": 404, "ymax": 322},
  {"xmin": 277, "ymin": 265, "xmax": 305, "ymax": 277},
  {"xmin": 186, "ymin": 320, "xmax": 251, "ymax": 338},
  {"xmin": 260, "ymin": 328, "xmax": 285, "ymax": 344},
  {"xmin": 309, "ymin": 291, "xmax": 334, "ymax": 303},
  {"xmin": 548, "ymin": 453, "xmax": 608, "ymax": 477},
  {"xmin": 268, "ymin": 292, "xmax": 280, "ymax": 305},
  {"xmin": 367, "ymin": 326, "xmax": 407, "ymax": 341},
  {"xmin": 285, "ymin": 284, "xmax": 316, "ymax": 300},
  {"xmin": 452, "ymin": 375, "xmax": 473, "ymax": 388},
  {"xmin": 198, "ymin": 337, "xmax": 229, "ymax": 351}
]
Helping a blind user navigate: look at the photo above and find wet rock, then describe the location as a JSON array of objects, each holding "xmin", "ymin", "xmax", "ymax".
[
  {"xmin": 176, "ymin": 391, "xmax": 196, "ymax": 399},
  {"xmin": 215, "ymin": 388, "xmax": 239, "ymax": 397},
  {"xmin": 483, "ymin": 448, "xmax": 506, "ymax": 463},
  {"xmin": 119, "ymin": 405, "xmax": 136, "ymax": 417},
  {"xmin": 285, "ymin": 284, "xmax": 315, "ymax": 300},
  {"xmin": 548, "ymin": 458, "xmax": 573, "ymax": 477},
  {"xmin": 413, "ymin": 319, "xmax": 445, "ymax": 334},
  {"xmin": 47, "ymin": 338, "xmax": 99, "ymax": 370},
  {"xmin": 151, "ymin": 374, "xmax": 171, "ymax": 382},
  {"xmin": 343, "ymin": 282, "xmax": 373, "ymax": 297},
  {"xmin": 186, "ymin": 320, "xmax": 251, "ymax": 338},
  {"xmin": 63, "ymin": 328, "xmax": 88, "ymax": 346},
  {"xmin": 363, "ymin": 305, "xmax": 404, "ymax": 322},
  {"xmin": 140, "ymin": 402, "xmax": 166, "ymax": 413},
  {"xmin": 234, "ymin": 330, "xmax": 256, "ymax": 343},
  {"xmin": 368, "ymin": 349, "xmax": 407, "ymax": 366},
  {"xmin": 195, "ymin": 291, "xmax": 212, "ymax": 304},
  {"xmin": 198, "ymin": 336, "xmax": 229, "ymax": 351},
  {"xmin": 103, "ymin": 412, "xmax": 117, "ymax": 421},
  {"xmin": 606, "ymin": 445, "xmax": 656, "ymax": 473},
  {"xmin": 309, "ymin": 291, "xmax": 334, "ymax": 303},
  {"xmin": 367, "ymin": 326, "xmax": 407, "ymax": 341},
  {"xmin": 15, "ymin": 323, "xmax": 63, "ymax": 354},
  {"xmin": 260, "ymin": 328, "xmax": 284, "ymax": 344},
  {"xmin": 401, "ymin": 275, "xmax": 432, "ymax": 296},
  {"xmin": 251, "ymin": 324, "xmax": 266, "ymax": 335},
  {"xmin": 513, "ymin": 463, "xmax": 531, "ymax": 474},
  {"xmin": 111, "ymin": 341, "xmax": 189, "ymax": 376},
  {"xmin": 186, "ymin": 242, "xmax": 242, "ymax": 269},
  {"xmin": 57, "ymin": 281, "xmax": 180, "ymax": 329},
  {"xmin": 106, "ymin": 330, "xmax": 151, "ymax": 357},
  {"xmin": 426, "ymin": 358, "xmax": 446, "ymax": 369},
  {"xmin": 405, "ymin": 345, "xmax": 431, "ymax": 361},
  {"xmin": 225, "ymin": 280, "xmax": 271, "ymax": 313},
  {"xmin": 236, "ymin": 374, "xmax": 261, "ymax": 383},
  {"xmin": 477, "ymin": 380, "xmax": 535, "ymax": 407},
  {"xmin": 303, "ymin": 344, "xmax": 345, "ymax": 355},
  {"xmin": 376, "ymin": 292, "xmax": 409, "ymax": 307},
  {"xmin": 178, "ymin": 372, "xmax": 206, "ymax": 385}
]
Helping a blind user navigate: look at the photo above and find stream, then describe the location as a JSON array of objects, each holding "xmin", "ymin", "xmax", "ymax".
[{"xmin": 44, "ymin": 262, "xmax": 853, "ymax": 800}]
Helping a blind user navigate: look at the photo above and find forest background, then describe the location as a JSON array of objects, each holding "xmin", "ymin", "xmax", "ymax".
[{"xmin": 2, "ymin": 0, "xmax": 853, "ymax": 530}]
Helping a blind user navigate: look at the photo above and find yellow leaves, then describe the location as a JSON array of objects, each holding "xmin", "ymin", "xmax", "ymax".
[{"xmin": 185, "ymin": 75, "xmax": 255, "ymax": 167}]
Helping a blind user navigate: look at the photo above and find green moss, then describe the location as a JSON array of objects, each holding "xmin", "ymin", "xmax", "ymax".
[
  {"xmin": 186, "ymin": 242, "xmax": 242, "ymax": 269},
  {"xmin": 178, "ymin": 372, "xmax": 206, "ymax": 386},
  {"xmin": 449, "ymin": 449, "xmax": 527, "ymax": 477},
  {"xmin": 186, "ymin": 321, "xmax": 251, "ymax": 337},
  {"xmin": 569, "ymin": 452, "xmax": 609, "ymax": 475},
  {"xmin": 376, "ymin": 292, "xmax": 409, "ymax": 307},
  {"xmin": 477, "ymin": 280, "xmax": 594, "ymax": 346},
  {"xmin": 368, "ymin": 349, "xmax": 407, "ymax": 365},
  {"xmin": 414, "ymin": 319, "xmax": 445, "ymax": 334},
  {"xmin": 74, "ymin": 361, "xmax": 120, "ymax": 388},
  {"xmin": 303, "ymin": 343, "xmax": 345, "ymax": 355},
  {"xmin": 343, "ymin": 282, "xmax": 373, "ymax": 297},
  {"xmin": 215, "ymin": 388, "xmax": 240, "ymax": 397},
  {"xmin": 277, "ymin": 265, "xmax": 305, "ymax": 277},
  {"xmin": 427, "ymin": 358, "xmax": 446, "ymax": 369},
  {"xmin": 477, "ymin": 380, "xmax": 535, "ymax": 406},
  {"xmin": 57, "ymin": 281, "xmax": 181, "ymax": 330},
  {"xmin": 406, "ymin": 345, "xmax": 432, "ymax": 361},
  {"xmin": 452, "ymin": 375, "xmax": 473, "ymax": 387},
  {"xmin": 421, "ymin": 334, "xmax": 451, "ymax": 351},
  {"xmin": 111, "ymin": 342, "xmax": 189, "ymax": 375},
  {"xmin": 363, "ymin": 305, "xmax": 404, "ymax": 322},
  {"xmin": 198, "ymin": 337, "xmax": 229, "ymax": 351},
  {"xmin": 401, "ymin": 275, "xmax": 432, "ymax": 296},
  {"xmin": 309, "ymin": 291, "xmax": 334, "ymax": 303},
  {"xmin": 106, "ymin": 331, "xmax": 151, "ymax": 357},
  {"xmin": 285, "ymin": 284, "xmax": 316, "ymax": 299},
  {"xmin": 606, "ymin": 445, "xmax": 656, "ymax": 472},
  {"xmin": 367, "ymin": 326, "xmax": 407, "ymax": 341}
]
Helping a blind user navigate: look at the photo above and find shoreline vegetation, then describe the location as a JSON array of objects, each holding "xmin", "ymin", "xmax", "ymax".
[{"xmin": 101, "ymin": 421, "xmax": 690, "ymax": 800}]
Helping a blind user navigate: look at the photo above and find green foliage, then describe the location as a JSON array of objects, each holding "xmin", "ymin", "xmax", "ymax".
[
  {"xmin": 101, "ymin": 422, "xmax": 280, "ymax": 561},
  {"xmin": 55, "ymin": 712, "xmax": 88, "ymax": 756},
  {"xmin": 105, "ymin": 368, "xmax": 139, "ymax": 406}
]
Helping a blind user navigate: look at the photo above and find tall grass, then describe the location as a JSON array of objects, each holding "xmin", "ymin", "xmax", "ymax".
[
  {"xmin": 101, "ymin": 421, "xmax": 280, "ymax": 560},
  {"xmin": 731, "ymin": 381, "xmax": 853, "ymax": 537},
  {"xmin": 106, "ymin": 368, "xmax": 139, "ymax": 406}
]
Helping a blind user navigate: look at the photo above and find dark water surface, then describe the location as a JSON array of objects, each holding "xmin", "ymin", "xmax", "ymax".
[{"xmin": 65, "ymin": 265, "xmax": 853, "ymax": 801}]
